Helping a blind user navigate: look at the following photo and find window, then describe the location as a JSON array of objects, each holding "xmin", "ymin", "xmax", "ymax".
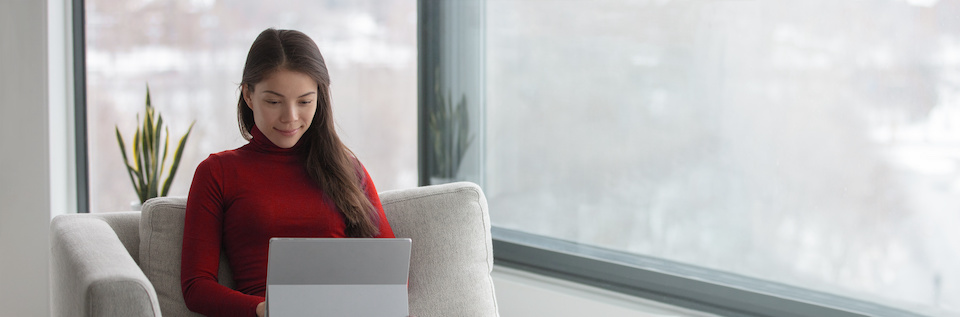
[
  {"xmin": 79, "ymin": 0, "xmax": 958, "ymax": 315},
  {"xmin": 83, "ymin": 0, "xmax": 417, "ymax": 212},
  {"xmin": 480, "ymin": 0, "xmax": 959, "ymax": 316}
]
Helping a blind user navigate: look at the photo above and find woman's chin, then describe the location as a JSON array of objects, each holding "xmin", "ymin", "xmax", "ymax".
[{"xmin": 268, "ymin": 135, "xmax": 300, "ymax": 148}]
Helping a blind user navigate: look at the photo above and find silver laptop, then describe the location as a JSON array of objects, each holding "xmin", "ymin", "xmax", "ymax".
[{"xmin": 266, "ymin": 237, "xmax": 412, "ymax": 317}]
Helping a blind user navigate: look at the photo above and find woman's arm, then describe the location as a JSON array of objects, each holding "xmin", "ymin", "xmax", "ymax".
[{"xmin": 181, "ymin": 156, "xmax": 264, "ymax": 317}]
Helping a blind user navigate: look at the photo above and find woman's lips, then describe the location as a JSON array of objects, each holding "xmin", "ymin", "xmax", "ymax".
[{"xmin": 275, "ymin": 127, "xmax": 300, "ymax": 136}]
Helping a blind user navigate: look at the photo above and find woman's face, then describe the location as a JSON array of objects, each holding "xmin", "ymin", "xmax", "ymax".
[{"xmin": 242, "ymin": 69, "xmax": 319, "ymax": 148}]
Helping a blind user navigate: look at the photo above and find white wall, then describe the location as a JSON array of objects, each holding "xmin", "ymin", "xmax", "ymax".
[
  {"xmin": 0, "ymin": 0, "xmax": 72, "ymax": 316},
  {"xmin": 492, "ymin": 266, "xmax": 715, "ymax": 317},
  {"xmin": 0, "ymin": 0, "xmax": 51, "ymax": 314}
]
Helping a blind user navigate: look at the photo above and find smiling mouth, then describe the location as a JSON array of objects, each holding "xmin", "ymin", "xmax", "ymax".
[{"xmin": 275, "ymin": 127, "xmax": 300, "ymax": 136}]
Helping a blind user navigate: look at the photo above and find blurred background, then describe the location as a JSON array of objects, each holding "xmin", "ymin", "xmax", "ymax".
[
  {"xmin": 86, "ymin": 0, "xmax": 418, "ymax": 213},
  {"xmin": 86, "ymin": 0, "xmax": 960, "ymax": 315}
]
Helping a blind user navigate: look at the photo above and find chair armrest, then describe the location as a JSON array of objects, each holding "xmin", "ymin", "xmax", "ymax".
[{"xmin": 51, "ymin": 215, "xmax": 161, "ymax": 317}]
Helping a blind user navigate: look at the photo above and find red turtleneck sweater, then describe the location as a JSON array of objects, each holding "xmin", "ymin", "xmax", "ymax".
[{"xmin": 180, "ymin": 126, "xmax": 395, "ymax": 317}]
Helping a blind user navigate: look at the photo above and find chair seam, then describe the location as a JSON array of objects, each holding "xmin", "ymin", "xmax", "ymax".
[
  {"xmin": 145, "ymin": 208, "xmax": 154, "ymax": 276},
  {"xmin": 381, "ymin": 187, "xmax": 478, "ymax": 207},
  {"xmin": 144, "ymin": 200, "xmax": 186, "ymax": 209},
  {"xmin": 471, "ymin": 188, "xmax": 500, "ymax": 314}
]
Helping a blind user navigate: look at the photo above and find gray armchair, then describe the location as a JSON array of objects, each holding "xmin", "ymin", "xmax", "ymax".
[{"xmin": 51, "ymin": 182, "xmax": 499, "ymax": 317}]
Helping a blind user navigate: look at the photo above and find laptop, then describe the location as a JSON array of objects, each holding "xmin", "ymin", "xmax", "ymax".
[{"xmin": 266, "ymin": 237, "xmax": 413, "ymax": 317}]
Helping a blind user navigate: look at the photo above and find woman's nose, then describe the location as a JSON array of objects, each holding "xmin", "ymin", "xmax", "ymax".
[{"xmin": 280, "ymin": 103, "xmax": 297, "ymax": 122}]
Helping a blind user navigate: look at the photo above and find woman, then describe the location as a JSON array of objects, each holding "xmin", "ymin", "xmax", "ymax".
[{"xmin": 180, "ymin": 28, "xmax": 395, "ymax": 317}]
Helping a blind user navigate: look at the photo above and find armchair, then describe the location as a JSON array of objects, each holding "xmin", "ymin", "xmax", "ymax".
[{"xmin": 50, "ymin": 182, "xmax": 500, "ymax": 317}]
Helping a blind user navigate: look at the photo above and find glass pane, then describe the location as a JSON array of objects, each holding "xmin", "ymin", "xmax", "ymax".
[
  {"xmin": 485, "ymin": 0, "xmax": 960, "ymax": 315},
  {"xmin": 85, "ymin": 0, "xmax": 417, "ymax": 212}
]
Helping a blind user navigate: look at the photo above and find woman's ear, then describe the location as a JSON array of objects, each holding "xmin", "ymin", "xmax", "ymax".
[{"xmin": 242, "ymin": 84, "xmax": 253, "ymax": 109}]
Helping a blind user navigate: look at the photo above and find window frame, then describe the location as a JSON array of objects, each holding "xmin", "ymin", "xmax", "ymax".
[{"xmin": 73, "ymin": 0, "xmax": 89, "ymax": 214}]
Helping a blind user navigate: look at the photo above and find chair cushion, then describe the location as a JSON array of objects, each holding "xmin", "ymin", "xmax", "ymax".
[
  {"xmin": 139, "ymin": 197, "xmax": 234, "ymax": 317},
  {"xmin": 380, "ymin": 182, "xmax": 500, "ymax": 317}
]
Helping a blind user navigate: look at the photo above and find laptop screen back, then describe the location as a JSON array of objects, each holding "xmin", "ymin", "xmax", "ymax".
[{"xmin": 266, "ymin": 238, "xmax": 412, "ymax": 317}]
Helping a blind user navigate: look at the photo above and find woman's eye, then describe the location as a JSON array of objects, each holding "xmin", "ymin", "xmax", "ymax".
[
  {"xmin": 300, "ymin": 100, "xmax": 314, "ymax": 105},
  {"xmin": 266, "ymin": 100, "xmax": 280, "ymax": 105}
]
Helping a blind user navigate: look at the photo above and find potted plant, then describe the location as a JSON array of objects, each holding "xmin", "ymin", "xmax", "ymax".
[
  {"xmin": 115, "ymin": 84, "xmax": 195, "ymax": 208},
  {"xmin": 428, "ymin": 81, "xmax": 475, "ymax": 184}
]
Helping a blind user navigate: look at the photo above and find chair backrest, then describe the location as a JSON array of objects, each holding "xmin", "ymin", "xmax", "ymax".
[
  {"xmin": 139, "ymin": 182, "xmax": 499, "ymax": 317},
  {"xmin": 139, "ymin": 197, "xmax": 234, "ymax": 317},
  {"xmin": 380, "ymin": 182, "xmax": 500, "ymax": 317}
]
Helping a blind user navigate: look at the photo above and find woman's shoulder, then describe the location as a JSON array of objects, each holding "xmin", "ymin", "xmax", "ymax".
[
  {"xmin": 206, "ymin": 143, "xmax": 255, "ymax": 160},
  {"xmin": 196, "ymin": 146, "xmax": 249, "ymax": 170}
]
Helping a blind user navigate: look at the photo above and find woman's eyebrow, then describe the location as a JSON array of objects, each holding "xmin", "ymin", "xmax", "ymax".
[{"xmin": 263, "ymin": 90, "xmax": 316, "ymax": 98}]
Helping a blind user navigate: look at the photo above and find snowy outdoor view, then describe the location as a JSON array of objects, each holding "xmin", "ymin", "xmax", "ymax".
[
  {"xmin": 85, "ymin": 0, "xmax": 418, "ymax": 213},
  {"xmin": 87, "ymin": 0, "xmax": 960, "ymax": 316},
  {"xmin": 484, "ymin": 0, "xmax": 960, "ymax": 316}
]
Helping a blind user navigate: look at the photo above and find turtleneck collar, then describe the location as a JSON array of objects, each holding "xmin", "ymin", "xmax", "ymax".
[{"xmin": 248, "ymin": 125, "xmax": 307, "ymax": 155}]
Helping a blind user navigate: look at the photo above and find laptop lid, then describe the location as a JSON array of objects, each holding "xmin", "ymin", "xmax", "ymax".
[{"xmin": 266, "ymin": 238, "xmax": 412, "ymax": 317}]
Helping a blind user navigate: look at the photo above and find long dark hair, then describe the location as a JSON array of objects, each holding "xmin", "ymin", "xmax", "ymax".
[{"xmin": 238, "ymin": 28, "xmax": 380, "ymax": 237}]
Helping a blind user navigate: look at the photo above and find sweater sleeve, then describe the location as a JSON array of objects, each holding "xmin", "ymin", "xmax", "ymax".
[
  {"xmin": 360, "ymin": 164, "xmax": 396, "ymax": 239},
  {"xmin": 181, "ymin": 155, "xmax": 263, "ymax": 317}
]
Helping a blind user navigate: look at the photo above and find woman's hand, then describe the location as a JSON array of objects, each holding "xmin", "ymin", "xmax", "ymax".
[{"xmin": 256, "ymin": 301, "xmax": 265, "ymax": 317}]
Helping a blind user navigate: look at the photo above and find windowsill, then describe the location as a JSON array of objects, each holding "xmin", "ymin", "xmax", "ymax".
[
  {"xmin": 492, "ymin": 227, "xmax": 928, "ymax": 317},
  {"xmin": 492, "ymin": 265, "xmax": 717, "ymax": 317}
]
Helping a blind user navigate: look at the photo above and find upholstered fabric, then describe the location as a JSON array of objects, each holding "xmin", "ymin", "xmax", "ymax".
[
  {"xmin": 50, "ymin": 213, "xmax": 160, "ymax": 317},
  {"xmin": 50, "ymin": 182, "xmax": 500, "ymax": 317},
  {"xmin": 381, "ymin": 182, "xmax": 500, "ymax": 317},
  {"xmin": 140, "ymin": 197, "xmax": 234, "ymax": 317}
]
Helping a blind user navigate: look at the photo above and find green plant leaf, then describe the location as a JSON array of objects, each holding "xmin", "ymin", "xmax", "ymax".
[
  {"xmin": 145, "ymin": 84, "xmax": 151, "ymax": 109},
  {"xmin": 144, "ymin": 107, "xmax": 153, "ymax": 157},
  {"xmin": 116, "ymin": 126, "xmax": 144, "ymax": 203},
  {"xmin": 151, "ymin": 114, "xmax": 164, "ymax": 198},
  {"xmin": 132, "ymin": 127, "xmax": 146, "ymax": 199},
  {"xmin": 119, "ymin": 83, "xmax": 196, "ymax": 204},
  {"xmin": 132, "ymin": 116, "xmax": 141, "ymax": 171},
  {"xmin": 127, "ymin": 164, "xmax": 145, "ymax": 203},
  {"xmin": 456, "ymin": 93, "xmax": 472, "ymax": 171},
  {"xmin": 162, "ymin": 121, "xmax": 194, "ymax": 196},
  {"xmin": 138, "ymin": 121, "xmax": 153, "ymax": 201},
  {"xmin": 426, "ymin": 80, "xmax": 475, "ymax": 180},
  {"xmin": 160, "ymin": 126, "xmax": 170, "ymax": 185},
  {"xmin": 115, "ymin": 126, "xmax": 131, "ymax": 171}
]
